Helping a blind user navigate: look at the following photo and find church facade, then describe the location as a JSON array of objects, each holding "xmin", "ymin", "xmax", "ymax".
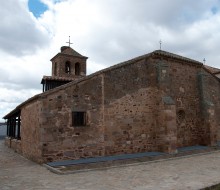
[{"xmin": 3, "ymin": 46, "xmax": 220, "ymax": 163}]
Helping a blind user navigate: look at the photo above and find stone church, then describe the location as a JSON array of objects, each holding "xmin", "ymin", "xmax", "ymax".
[{"xmin": 3, "ymin": 46, "xmax": 220, "ymax": 163}]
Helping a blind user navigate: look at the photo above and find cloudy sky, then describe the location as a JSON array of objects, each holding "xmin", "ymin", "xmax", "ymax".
[{"xmin": 0, "ymin": 0, "xmax": 220, "ymax": 122}]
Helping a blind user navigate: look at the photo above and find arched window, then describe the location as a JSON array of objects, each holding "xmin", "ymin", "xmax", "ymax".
[
  {"xmin": 65, "ymin": 61, "xmax": 71, "ymax": 74},
  {"xmin": 75, "ymin": 63, "xmax": 80, "ymax": 75}
]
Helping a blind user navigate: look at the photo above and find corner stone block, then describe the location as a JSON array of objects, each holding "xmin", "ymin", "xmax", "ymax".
[{"xmin": 159, "ymin": 96, "xmax": 177, "ymax": 154}]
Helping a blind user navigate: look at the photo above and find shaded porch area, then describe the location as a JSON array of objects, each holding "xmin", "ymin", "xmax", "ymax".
[
  {"xmin": 3, "ymin": 109, "xmax": 22, "ymax": 153},
  {"xmin": 4, "ymin": 110, "xmax": 21, "ymax": 140}
]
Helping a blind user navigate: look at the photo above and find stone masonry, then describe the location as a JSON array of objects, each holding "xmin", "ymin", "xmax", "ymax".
[{"xmin": 3, "ymin": 47, "xmax": 220, "ymax": 163}]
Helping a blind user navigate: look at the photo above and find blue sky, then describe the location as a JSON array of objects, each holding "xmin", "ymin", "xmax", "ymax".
[
  {"xmin": 28, "ymin": 0, "xmax": 48, "ymax": 17},
  {"xmin": 211, "ymin": 6, "xmax": 218, "ymax": 14}
]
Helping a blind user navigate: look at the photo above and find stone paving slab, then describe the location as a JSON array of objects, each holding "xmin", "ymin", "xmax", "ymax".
[
  {"xmin": 45, "ymin": 145, "xmax": 215, "ymax": 174},
  {"xmin": 178, "ymin": 145, "xmax": 208, "ymax": 152},
  {"xmin": 46, "ymin": 145, "xmax": 208, "ymax": 169},
  {"xmin": 1, "ymin": 140, "xmax": 220, "ymax": 190},
  {"xmin": 47, "ymin": 151, "xmax": 166, "ymax": 167}
]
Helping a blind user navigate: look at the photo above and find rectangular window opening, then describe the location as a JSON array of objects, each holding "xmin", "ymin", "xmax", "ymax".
[{"xmin": 72, "ymin": 112, "xmax": 86, "ymax": 126}]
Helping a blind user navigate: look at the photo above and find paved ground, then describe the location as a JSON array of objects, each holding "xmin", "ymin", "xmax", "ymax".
[{"xmin": 1, "ymin": 140, "xmax": 220, "ymax": 190}]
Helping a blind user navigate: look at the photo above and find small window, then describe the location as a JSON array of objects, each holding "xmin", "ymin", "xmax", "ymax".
[
  {"xmin": 72, "ymin": 112, "xmax": 86, "ymax": 126},
  {"xmin": 177, "ymin": 110, "xmax": 185, "ymax": 123},
  {"xmin": 75, "ymin": 63, "xmax": 80, "ymax": 75},
  {"xmin": 65, "ymin": 61, "xmax": 71, "ymax": 74}
]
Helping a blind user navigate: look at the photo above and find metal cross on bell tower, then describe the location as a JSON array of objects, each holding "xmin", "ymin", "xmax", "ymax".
[
  {"xmin": 66, "ymin": 36, "xmax": 73, "ymax": 47},
  {"xmin": 159, "ymin": 40, "xmax": 162, "ymax": 50}
]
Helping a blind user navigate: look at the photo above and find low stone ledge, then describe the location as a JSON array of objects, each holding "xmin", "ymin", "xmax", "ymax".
[{"xmin": 4, "ymin": 137, "xmax": 22, "ymax": 154}]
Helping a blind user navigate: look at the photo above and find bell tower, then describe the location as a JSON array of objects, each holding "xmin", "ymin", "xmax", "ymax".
[
  {"xmin": 51, "ymin": 46, "xmax": 87, "ymax": 79},
  {"xmin": 41, "ymin": 44, "xmax": 88, "ymax": 92}
]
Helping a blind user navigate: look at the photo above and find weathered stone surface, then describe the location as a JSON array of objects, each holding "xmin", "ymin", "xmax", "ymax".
[
  {"xmin": 5, "ymin": 49, "xmax": 220, "ymax": 163},
  {"xmin": 21, "ymin": 100, "xmax": 43, "ymax": 163}
]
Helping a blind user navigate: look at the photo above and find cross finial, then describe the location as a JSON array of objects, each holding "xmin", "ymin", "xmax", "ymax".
[
  {"xmin": 203, "ymin": 58, "xmax": 206, "ymax": 64},
  {"xmin": 66, "ymin": 36, "xmax": 73, "ymax": 47},
  {"xmin": 159, "ymin": 40, "xmax": 162, "ymax": 50}
]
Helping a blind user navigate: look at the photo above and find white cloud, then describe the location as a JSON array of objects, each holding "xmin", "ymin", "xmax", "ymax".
[
  {"xmin": 1, "ymin": 0, "xmax": 220, "ymax": 121},
  {"xmin": 39, "ymin": 0, "xmax": 220, "ymax": 66},
  {"xmin": 0, "ymin": 0, "xmax": 50, "ymax": 56},
  {"xmin": 0, "ymin": 88, "xmax": 41, "ymax": 120}
]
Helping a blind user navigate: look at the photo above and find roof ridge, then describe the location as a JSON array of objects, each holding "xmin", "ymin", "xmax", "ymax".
[
  {"xmin": 50, "ymin": 47, "xmax": 88, "ymax": 61},
  {"xmin": 204, "ymin": 65, "xmax": 220, "ymax": 74},
  {"xmin": 61, "ymin": 48, "xmax": 83, "ymax": 57},
  {"xmin": 153, "ymin": 50, "xmax": 203, "ymax": 65}
]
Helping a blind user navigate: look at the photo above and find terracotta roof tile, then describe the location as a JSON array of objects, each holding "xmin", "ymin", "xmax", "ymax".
[
  {"xmin": 42, "ymin": 76, "xmax": 75, "ymax": 81},
  {"xmin": 204, "ymin": 65, "xmax": 220, "ymax": 74},
  {"xmin": 153, "ymin": 50, "xmax": 202, "ymax": 65},
  {"xmin": 61, "ymin": 47, "xmax": 84, "ymax": 57},
  {"xmin": 50, "ymin": 47, "xmax": 88, "ymax": 61}
]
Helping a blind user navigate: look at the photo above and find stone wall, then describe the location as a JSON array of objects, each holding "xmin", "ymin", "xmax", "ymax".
[
  {"xmin": 103, "ymin": 56, "xmax": 207, "ymax": 154},
  {"xmin": 51, "ymin": 55, "xmax": 86, "ymax": 78},
  {"xmin": 199, "ymin": 69, "xmax": 220, "ymax": 145},
  {"xmin": 11, "ymin": 52, "xmax": 220, "ymax": 163},
  {"xmin": 165, "ymin": 60, "xmax": 203, "ymax": 147},
  {"xmin": 151, "ymin": 56, "xmax": 220, "ymax": 148},
  {"xmin": 11, "ymin": 139, "xmax": 22, "ymax": 154},
  {"xmin": 103, "ymin": 59, "xmax": 162, "ymax": 155},
  {"xmin": 21, "ymin": 100, "xmax": 43, "ymax": 163},
  {"xmin": 40, "ymin": 75, "xmax": 104, "ymax": 162},
  {"xmin": 4, "ymin": 137, "xmax": 22, "ymax": 154}
]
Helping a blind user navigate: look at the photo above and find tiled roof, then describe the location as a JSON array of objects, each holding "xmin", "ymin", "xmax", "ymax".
[
  {"xmin": 41, "ymin": 76, "xmax": 75, "ymax": 81},
  {"xmin": 152, "ymin": 50, "xmax": 203, "ymax": 65},
  {"xmin": 88, "ymin": 50, "xmax": 203, "ymax": 76},
  {"xmin": 50, "ymin": 46, "xmax": 88, "ymax": 61},
  {"xmin": 41, "ymin": 76, "xmax": 76, "ymax": 84},
  {"xmin": 61, "ymin": 47, "xmax": 84, "ymax": 57},
  {"xmin": 204, "ymin": 65, "xmax": 220, "ymax": 74}
]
